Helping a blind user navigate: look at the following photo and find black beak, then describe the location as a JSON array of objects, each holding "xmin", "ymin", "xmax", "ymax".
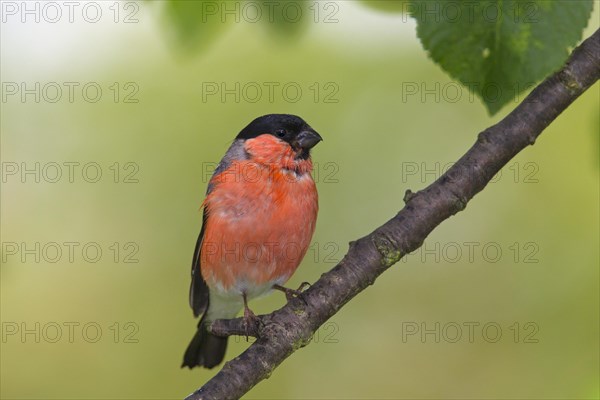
[{"xmin": 295, "ymin": 129, "xmax": 323, "ymax": 150}]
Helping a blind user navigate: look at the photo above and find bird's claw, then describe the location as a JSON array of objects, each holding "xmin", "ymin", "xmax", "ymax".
[
  {"xmin": 242, "ymin": 295, "xmax": 261, "ymax": 340},
  {"xmin": 273, "ymin": 282, "xmax": 311, "ymax": 305},
  {"xmin": 242, "ymin": 314, "xmax": 259, "ymax": 340}
]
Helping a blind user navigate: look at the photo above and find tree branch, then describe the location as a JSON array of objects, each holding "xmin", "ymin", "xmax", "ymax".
[{"xmin": 186, "ymin": 29, "xmax": 600, "ymax": 400}]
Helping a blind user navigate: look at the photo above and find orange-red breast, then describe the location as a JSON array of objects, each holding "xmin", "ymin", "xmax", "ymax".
[{"xmin": 182, "ymin": 114, "xmax": 322, "ymax": 369}]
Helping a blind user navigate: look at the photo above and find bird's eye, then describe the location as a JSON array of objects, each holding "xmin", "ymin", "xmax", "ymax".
[{"xmin": 275, "ymin": 129, "xmax": 287, "ymax": 138}]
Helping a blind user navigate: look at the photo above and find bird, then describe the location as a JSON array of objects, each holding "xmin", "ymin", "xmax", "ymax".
[{"xmin": 182, "ymin": 114, "xmax": 322, "ymax": 369}]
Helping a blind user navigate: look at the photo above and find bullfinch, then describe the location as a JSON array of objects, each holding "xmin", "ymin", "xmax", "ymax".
[{"xmin": 182, "ymin": 114, "xmax": 322, "ymax": 369}]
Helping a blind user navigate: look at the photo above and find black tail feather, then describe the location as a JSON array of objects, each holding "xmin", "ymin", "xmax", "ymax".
[{"xmin": 182, "ymin": 317, "xmax": 228, "ymax": 369}]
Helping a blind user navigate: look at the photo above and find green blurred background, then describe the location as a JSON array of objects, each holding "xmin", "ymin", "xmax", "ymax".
[{"xmin": 1, "ymin": 1, "xmax": 598, "ymax": 399}]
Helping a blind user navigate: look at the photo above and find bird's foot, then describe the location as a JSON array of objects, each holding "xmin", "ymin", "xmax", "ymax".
[
  {"xmin": 273, "ymin": 282, "xmax": 311, "ymax": 304},
  {"xmin": 242, "ymin": 294, "xmax": 260, "ymax": 340}
]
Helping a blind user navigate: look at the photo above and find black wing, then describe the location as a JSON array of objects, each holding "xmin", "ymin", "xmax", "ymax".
[
  {"xmin": 188, "ymin": 139, "xmax": 247, "ymax": 318},
  {"xmin": 189, "ymin": 208, "xmax": 209, "ymax": 318}
]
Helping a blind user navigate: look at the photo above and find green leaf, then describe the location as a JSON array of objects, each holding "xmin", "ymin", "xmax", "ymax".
[
  {"xmin": 359, "ymin": 1, "xmax": 408, "ymax": 13},
  {"xmin": 258, "ymin": 0, "xmax": 308, "ymax": 39},
  {"xmin": 161, "ymin": 1, "xmax": 232, "ymax": 52},
  {"xmin": 410, "ymin": 0, "xmax": 594, "ymax": 115},
  {"xmin": 158, "ymin": 1, "xmax": 310, "ymax": 53}
]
